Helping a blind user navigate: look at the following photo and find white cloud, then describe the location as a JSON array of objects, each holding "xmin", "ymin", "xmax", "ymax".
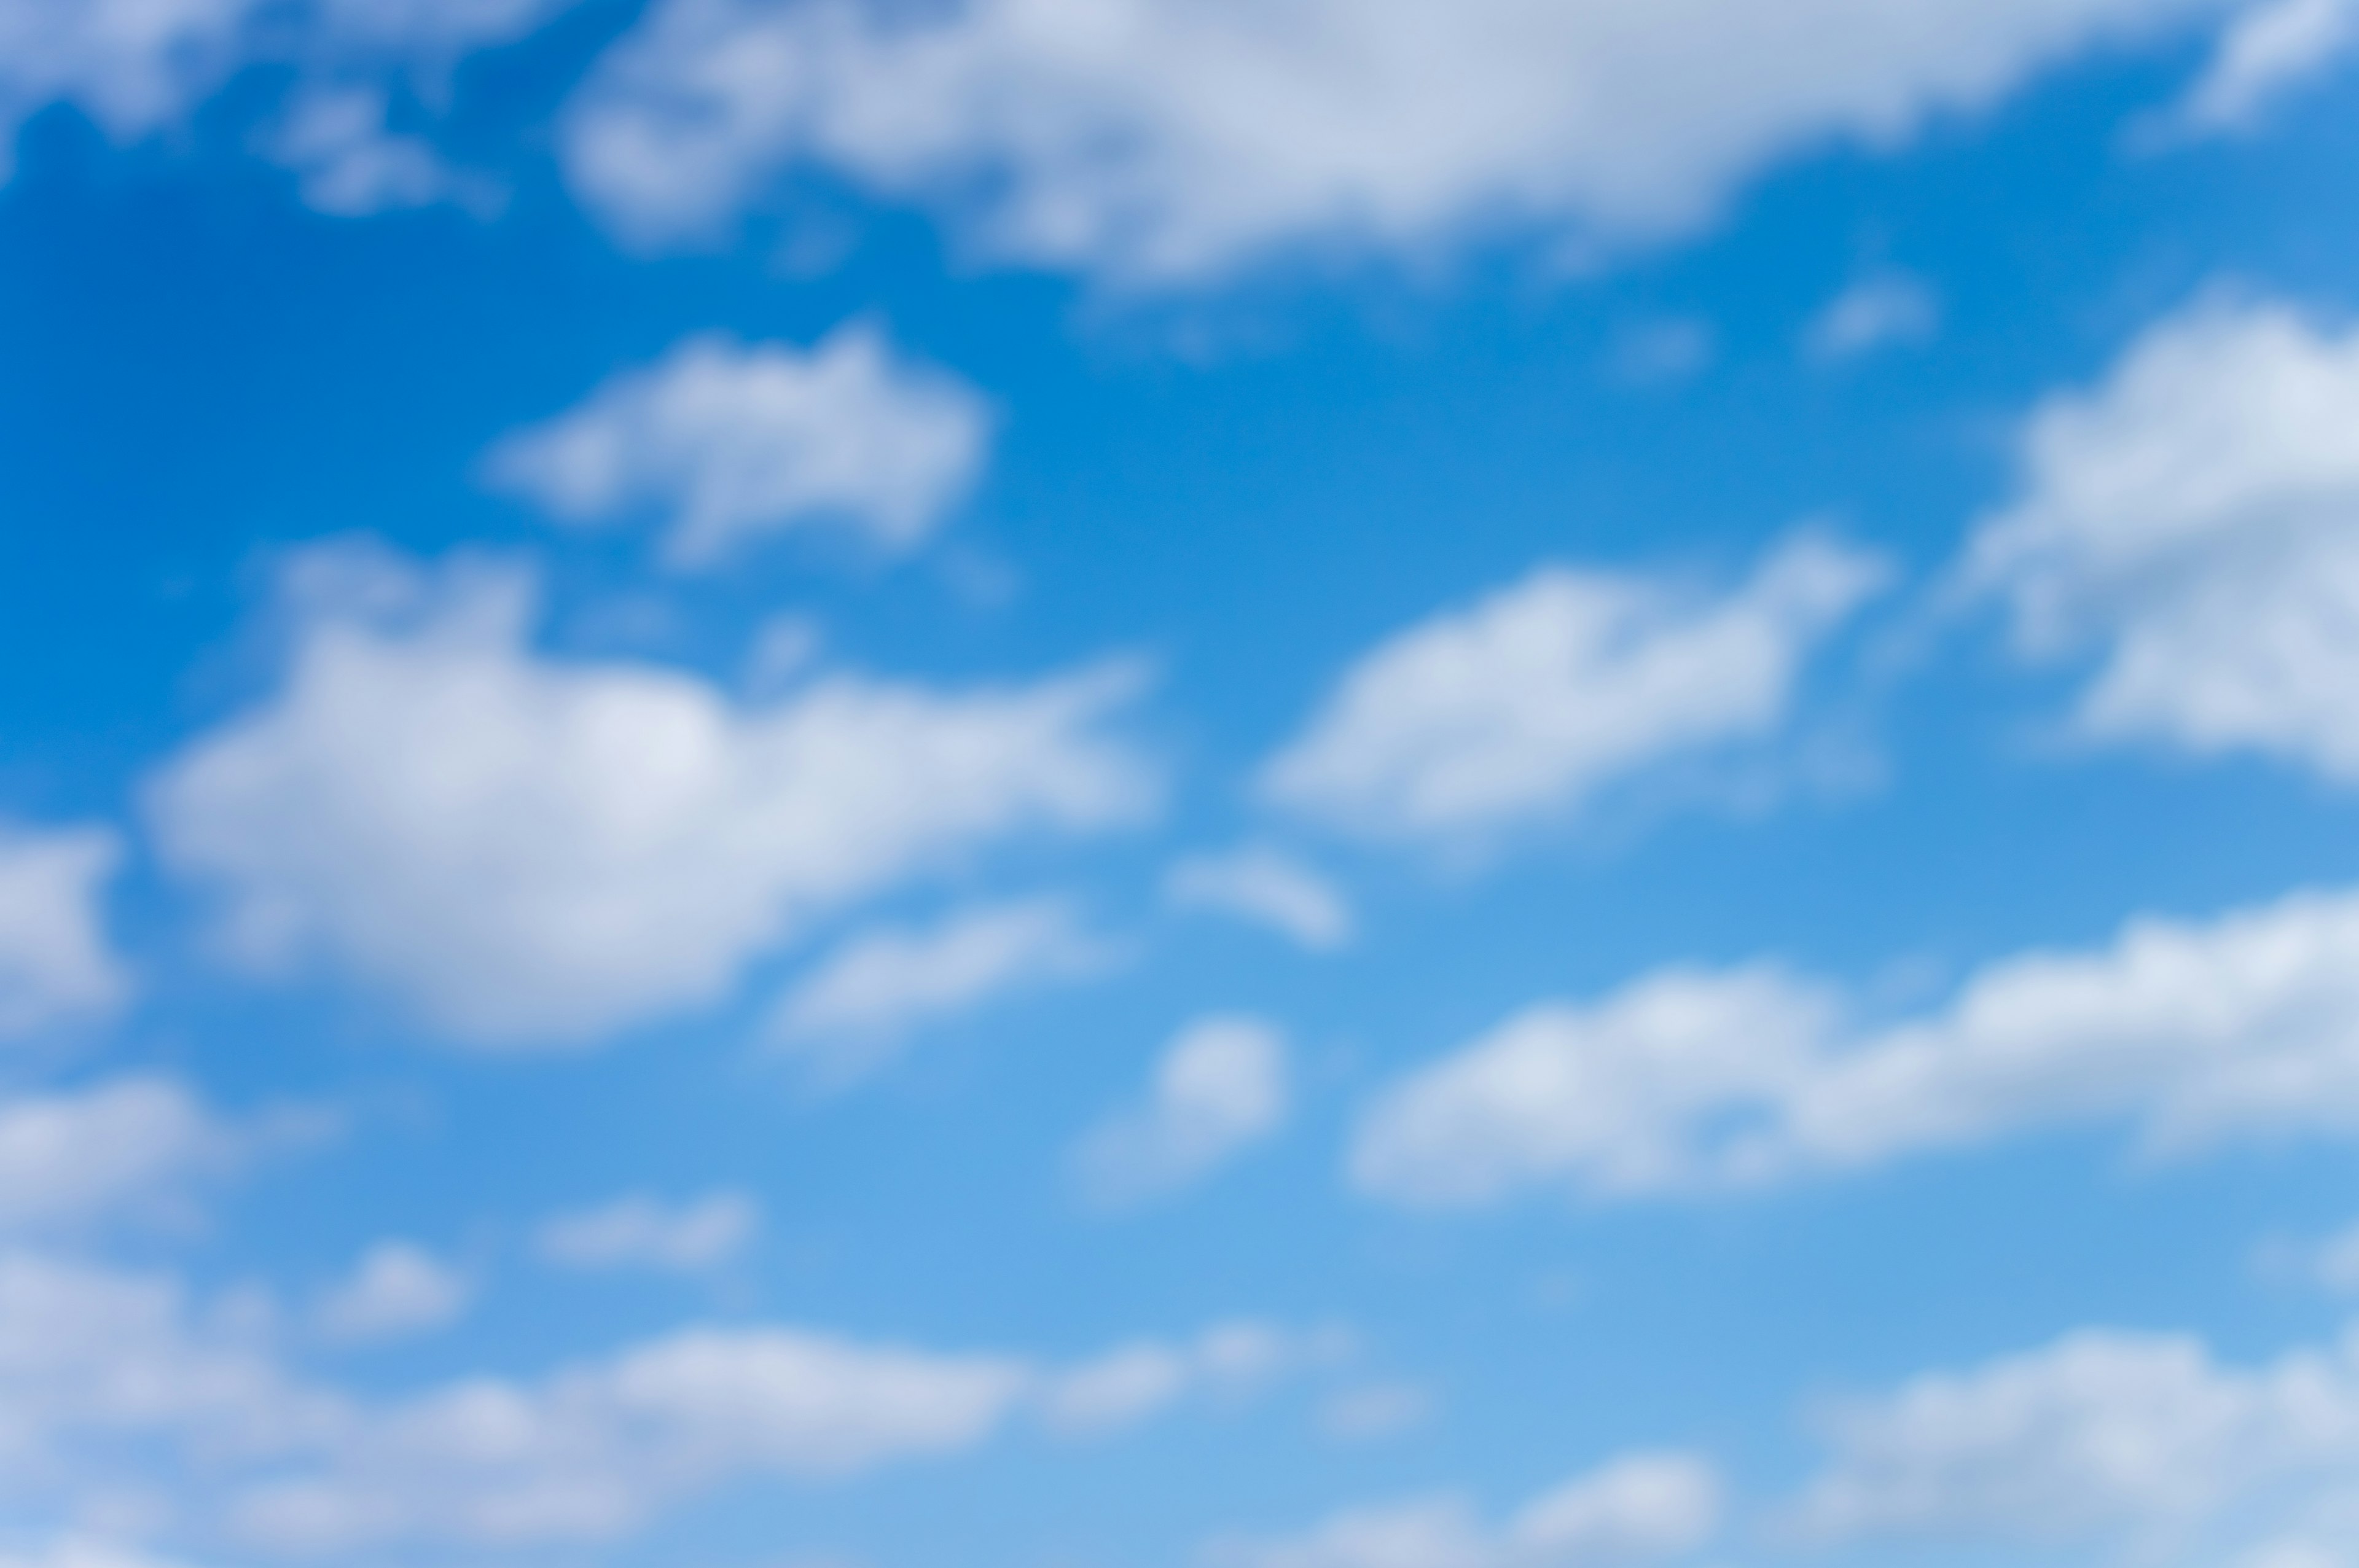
[
  {"xmin": 227, "ymin": 1324, "xmax": 1035, "ymax": 1553},
  {"xmin": 1038, "ymin": 1319, "xmax": 1344, "ymax": 1438},
  {"xmin": 1213, "ymin": 1452, "xmax": 1721, "ymax": 1568},
  {"xmin": 311, "ymin": 1242, "xmax": 469, "ymax": 1346},
  {"xmin": 1964, "ymin": 292, "xmax": 2359, "ymax": 781},
  {"xmin": 144, "ymin": 545, "xmax": 1154, "ymax": 1048},
  {"xmin": 0, "ymin": 823, "xmax": 130, "ymax": 1042},
  {"xmin": 0, "ymin": 1078, "xmax": 237, "ymax": 1238},
  {"xmin": 1353, "ymin": 881, "xmax": 2359, "ymax": 1207},
  {"xmin": 2168, "ymin": 0, "xmax": 2358, "ymax": 134},
  {"xmin": 264, "ymin": 83, "xmax": 468, "ymax": 218},
  {"xmin": 0, "ymin": 0, "xmax": 568, "ymax": 192},
  {"xmin": 1792, "ymin": 1322, "xmax": 2359, "ymax": 1556},
  {"xmin": 536, "ymin": 1190, "xmax": 759, "ymax": 1273},
  {"xmin": 1165, "ymin": 845, "xmax": 1354, "ymax": 951},
  {"xmin": 0, "ymin": 1243, "xmax": 1307, "ymax": 1555},
  {"xmin": 1802, "ymin": 271, "xmax": 1942, "ymax": 362},
  {"xmin": 562, "ymin": 0, "xmax": 2242, "ymax": 284},
  {"xmin": 1073, "ymin": 1016, "xmax": 1290, "ymax": 1209},
  {"xmin": 1261, "ymin": 533, "xmax": 1887, "ymax": 846},
  {"xmin": 484, "ymin": 327, "xmax": 991, "ymax": 570},
  {"xmin": 767, "ymin": 898, "xmax": 1113, "ymax": 1082}
]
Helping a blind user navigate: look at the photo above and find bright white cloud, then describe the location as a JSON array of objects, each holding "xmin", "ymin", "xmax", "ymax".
[
  {"xmin": 536, "ymin": 1190, "xmax": 759, "ymax": 1273},
  {"xmin": 483, "ymin": 327, "xmax": 991, "ymax": 569},
  {"xmin": 1803, "ymin": 271, "xmax": 1942, "ymax": 362},
  {"xmin": 1165, "ymin": 846, "xmax": 1354, "ymax": 952},
  {"xmin": 1261, "ymin": 533, "xmax": 1887, "ymax": 846},
  {"xmin": 1793, "ymin": 1322, "xmax": 2359, "ymax": 1555},
  {"xmin": 311, "ymin": 1242, "xmax": 469, "ymax": 1346},
  {"xmin": 767, "ymin": 898, "xmax": 1112, "ymax": 1082},
  {"xmin": 562, "ymin": 0, "xmax": 2242, "ymax": 283},
  {"xmin": 2168, "ymin": 0, "xmax": 2358, "ymax": 133},
  {"xmin": 144, "ymin": 545, "xmax": 1154, "ymax": 1048},
  {"xmin": 1073, "ymin": 1016, "xmax": 1290, "ymax": 1209},
  {"xmin": 1965, "ymin": 292, "xmax": 2359, "ymax": 780},
  {"xmin": 1353, "ymin": 882, "xmax": 2359, "ymax": 1207},
  {"xmin": 1213, "ymin": 1451, "xmax": 1721, "ymax": 1568},
  {"xmin": 0, "ymin": 823, "xmax": 129, "ymax": 1042},
  {"xmin": 0, "ymin": 1078, "xmax": 236, "ymax": 1238}
]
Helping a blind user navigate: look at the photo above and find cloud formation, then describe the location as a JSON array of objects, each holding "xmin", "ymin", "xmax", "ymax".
[
  {"xmin": 1214, "ymin": 1451, "xmax": 1721, "ymax": 1568},
  {"xmin": 0, "ymin": 824, "xmax": 129, "ymax": 1043},
  {"xmin": 145, "ymin": 546, "xmax": 1154, "ymax": 1048},
  {"xmin": 563, "ymin": 0, "xmax": 2247, "ymax": 283},
  {"xmin": 1794, "ymin": 1320, "xmax": 2359, "ymax": 1561},
  {"xmin": 311, "ymin": 1242, "xmax": 471, "ymax": 1346},
  {"xmin": 1355, "ymin": 882, "xmax": 2359, "ymax": 1206},
  {"xmin": 0, "ymin": 1078, "xmax": 238, "ymax": 1238},
  {"xmin": 1165, "ymin": 846, "xmax": 1355, "ymax": 952},
  {"xmin": 536, "ymin": 1190, "xmax": 759, "ymax": 1274},
  {"xmin": 1073, "ymin": 1016, "xmax": 1290, "ymax": 1209},
  {"xmin": 0, "ymin": 1245, "xmax": 1331, "ymax": 1557},
  {"xmin": 767, "ymin": 898, "xmax": 1113, "ymax": 1082},
  {"xmin": 485, "ymin": 327, "xmax": 991, "ymax": 569},
  {"xmin": 1966, "ymin": 291, "xmax": 2359, "ymax": 781},
  {"xmin": 1262, "ymin": 533, "xmax": 1886, "ymax": 846}
]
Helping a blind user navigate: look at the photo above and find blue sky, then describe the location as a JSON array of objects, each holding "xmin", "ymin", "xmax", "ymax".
[{"xmin": 6, "ymin": 3, "xmax": 2359, "ymax": 1567}]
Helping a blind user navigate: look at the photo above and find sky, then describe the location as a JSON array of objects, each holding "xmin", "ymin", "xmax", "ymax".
[{"xmin": 4, "ymin": 2, "xmax": 2359, "ymax": 1567}]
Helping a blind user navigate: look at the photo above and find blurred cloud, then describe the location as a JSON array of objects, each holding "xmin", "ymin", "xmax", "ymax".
[
  {"xmin": 145, "ymin": 544, "xmax": 1154, "ymax": 1049},
  {"xmin": 1073, "ymin": 1016, "xmax": 1291, "ymax": 1209},
  {"xmin": 1965, "ymin": 292, "xmax": 2359, "ymax": 781},
  {"xmin": 1356, "ymin": 883, "xmax": 2359, "ymax": 1206},
  {"xmin": 484, "ymin": 327, "xmax": 991, "ymax": 570},
  {"xmin": 537, "ymin": 1190, "xmax": 760, "ymax": 1274},
  {"xmin": 1261, "ymin": 533, "xmax": 1887, "ymax": 846},
  {"xmin": 1165, "ymin": 846, "xmax": 1354, "ymax": 952},
  {"xmin": 0, "ymin": 823, "xmax": 130, "ymax": 1043}
]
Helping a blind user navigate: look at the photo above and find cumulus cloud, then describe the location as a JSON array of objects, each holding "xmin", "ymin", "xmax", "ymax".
[
  {"xmin": 0, "ymin": 1244, "xmax": 1326, "ymax": 1556},
  {"xmin": 1072, "ymin": 1016, "xmax": 1290, "ymax": 1209},
  {"xmin": 561, "ymin": 0, "xmax": 2245, "ymax": 283},
  {"xmin": 144, "ymin": 545, "xmax": 1154, "ymax": 1049},
  {"xmin": 1165, "ymin": 845, "xmax": 1354, "ymax": 951},
  {"xmin": 536, "ymin": 1190, "xmax": 759, "ymax": 1274},
  {"xmin": 1213, "ymin": 1451, "xmax": 1721, "ymax": 1568},
  {"xmin": 0, "ymin": 1078, "xmax": 238, "ymax": 1238},
  {"xmin": 767, "ymin": 898, "xmax": 1113, "ymax": 1082},
  {"xmin": 1353, "ymin": 882, "xmax": 2359, "ymax": 1207},
  {"xmin": 0, "ymin": 823, "xmax": 130, "ymax": 1042},
  {"xmin": 1964, "ymin": 292, "xmax": 2359, "ymax": 781},
  {"xmin": 1802, "ymin": 271, "xmax": 1942, "ymax": 362},
  {"xmin": 1793, "ymin": 1322, "xmax": 2359, "ymax": 1558},
  {"xmin": 1261, "ymin": 533, "xmax": 1887, "ymax": 846},
  {"xmin": 311, "ymin": 1242, "xmax": 469, "ymax": 1346},
  {"xmin": 2166, "ymin": 0, "xmax": 2358, "ymax": 135},
  {"xmin": 483, "ymin": 327, "xmax": 992, "ymax": 569}
]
